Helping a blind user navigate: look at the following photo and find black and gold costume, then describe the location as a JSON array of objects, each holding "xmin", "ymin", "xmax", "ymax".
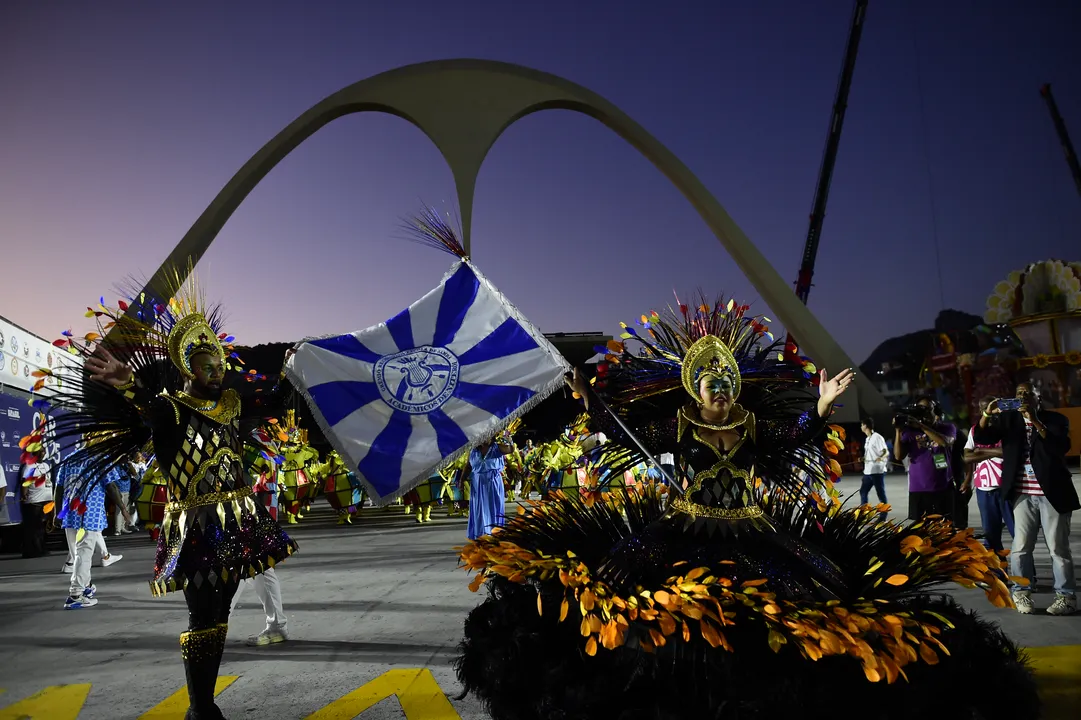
[
  {"xmin": 35, "ymin": 269, "xmax": 297, "ymax": 720},
  {"xmin": 115, "ymin": 383, "xmax": 297, "ymax": 597},
  {"xmin": 456, "ymin": 301, "xmax": 1037, "ymax": 720}
]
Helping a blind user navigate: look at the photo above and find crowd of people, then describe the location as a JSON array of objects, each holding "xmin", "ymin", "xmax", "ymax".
[
  {"xmin": 858, "ymin": 385, "xmax": 1077, "ymax": 616},
  {"xmin": 10, "ymin": 252, "xmax": 1076, "ymax": 720}
]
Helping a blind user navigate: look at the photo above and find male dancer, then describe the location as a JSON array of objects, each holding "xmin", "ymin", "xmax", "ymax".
[{"xmin": 46, "ymin": 279, "xmax": 299, "ymax": 720}]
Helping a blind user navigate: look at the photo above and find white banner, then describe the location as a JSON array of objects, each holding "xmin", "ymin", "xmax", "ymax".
[{"xmin": 0, "ymin": 315, "xmax": 81, "ymax": 395}]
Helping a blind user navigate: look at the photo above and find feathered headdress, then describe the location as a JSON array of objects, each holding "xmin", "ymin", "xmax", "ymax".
[
  {"xmin": 24, "ymin": 261, "xmax": 268, "ymax": 511},
  {"xmin": 586, "ymin": 293, "xmax": 844, "ymax": 495},
  {"xmin": 591, "ymin": 294, "xmax": 817, "ymax": 417}
]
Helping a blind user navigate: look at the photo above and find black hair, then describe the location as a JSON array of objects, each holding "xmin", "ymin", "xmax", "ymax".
[
  {"xmin": 861, "ymin": 418, "xmax": 874, "ymax": 430},
  {"xmin": 915, "ymin": 396, "xmax": 942, "ymax": 416}
]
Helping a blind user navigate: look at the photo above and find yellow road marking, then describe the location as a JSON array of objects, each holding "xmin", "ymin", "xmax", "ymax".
[
  {"xmin": 305, "ymin": 668, "xmax": 462, "ymax": 720},
  {"xmin": 0, "ymin": 684, "xmax": 90, "ymax": 720},
  {"xmin": 138, "ymin": 676, "xmax": 239, "ymax": 720},
  {"xmin": 1026, "ymin": 645, "xmax": 1081, "ymax": 720},
  {"xmin": 5, "ymin": 650, "xmax": 1074, "ymax": 719}
]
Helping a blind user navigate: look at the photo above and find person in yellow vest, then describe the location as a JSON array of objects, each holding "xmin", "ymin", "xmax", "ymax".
[
  {"xmin": 315, "ymin": 450, "xmax": 365, "ymax": 524},
  {"xmin": 277, "ymin": 413, "xmax": 319, "ymax": 524},
  {"xmin": 441, "ymin": 453, "xmax": 471, "ymax": 517}
]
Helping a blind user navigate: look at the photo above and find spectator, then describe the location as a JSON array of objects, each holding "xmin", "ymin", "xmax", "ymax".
[
  {"xmin": 19, "ymin": 461, "xmax": 52, "ymax": 558},
  {"xmin": 111, "ymin": 459, "xmax": 135, "ymax": 535},
  {"xmin": 55, "ymin": 443, "xmax": 132, "ymax": 609},
  {"xmin": 975, "ymin": 383, "xmax": 1078, "ymax": 616},
  {"xmin": 894, "ymin": 398, "xmax": 956, "ymax": 520},
  {"xmin": 659, "ymin": 453, "xmax": 676, "ymax": 485},
  {"xmin": 858, "ymin": 418, "xmax": 889, "ymax": 520},
  {"xmin": 951, "ymin": 425, "xmax": 972, "ymax": 528},
  {"xmin": 965, "ymin": 396, "xmax": 1010, "ymax": 550},
  {"xmin": 128, "ymin": 451, "xmax": 150, "ymax": 528}
]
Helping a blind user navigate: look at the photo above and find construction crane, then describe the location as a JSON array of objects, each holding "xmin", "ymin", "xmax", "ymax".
[
  {"xmin": 1040, "ymin": 84, "xmax": 1081, "ymax": 203},
  {"xmin": 793, "ymin": 0, "xmax": 868, "ymax": 305}
]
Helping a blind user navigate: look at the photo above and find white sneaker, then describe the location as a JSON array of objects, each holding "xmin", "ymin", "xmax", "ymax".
[
  {"xmin": 64, "ymin": 594, "xmax": 98, "ymax": 609},
  {"xmin": 1013, "ymin": 592, "xmax": 1034, "ymax": 614},
  {"xmin": 1047, "ymin": 594, "xmax": 1077, "ymax": 616},
  {"xmin": 101, "ymin": 554, "xmax": 123, "ymax": 567},
  {"xmin": 246, "ymin": 626, "xmax": 288, "ymax": 646}
]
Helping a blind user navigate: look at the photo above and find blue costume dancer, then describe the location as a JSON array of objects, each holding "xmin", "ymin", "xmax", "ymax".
[{"xmin": 467, "ymin": 437, "xmax": 512, "ymax": 540}]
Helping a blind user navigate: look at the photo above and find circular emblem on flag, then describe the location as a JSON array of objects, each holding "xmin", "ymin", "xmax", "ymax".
[{"xmin": 374, "ymin": 345, "xmax": 460, "ymax": 415}]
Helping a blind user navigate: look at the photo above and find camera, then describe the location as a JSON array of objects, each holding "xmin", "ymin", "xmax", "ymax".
[{"xmin": 893, "ymin": 404, "xmax": 932, "ymax": 429}]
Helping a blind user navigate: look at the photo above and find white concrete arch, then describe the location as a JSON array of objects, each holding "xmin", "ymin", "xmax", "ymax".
[{"xmin": 134, "ymin": 59, "xmax": 882, "ymax": 420}]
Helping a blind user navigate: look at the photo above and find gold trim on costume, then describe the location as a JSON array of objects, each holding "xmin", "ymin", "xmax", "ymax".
[
  {"xmin": 683, "ymin": 461, "xmax": 753, "ymax": 498},
  {"xmin": 179, "ymin": 624, "xmax": 228, "ymax": 660},
  {"xmin": 669, "ymin": 497, "xmax": 765, "ymax": 520},
  {"xmin": 167, "ymin": 446, "xmax": 242, "ymax": 495},
  {"xmin": 172, "ymin": 388, "xmax": 240, "ymax": 424},
  {"xmin": 677, "ymin": 404, "xmax": 748, "ymax": 440},
  {"xmin": 160, "ymin": 393, "xmax": 182, "ymax": 424},
  {"xmin": 681, "ymin": 336, "xmax": 741, "ymax": 401},
  {"xmin": 165, "ymin": 485, "xmax": 253, "ymax": 514}
]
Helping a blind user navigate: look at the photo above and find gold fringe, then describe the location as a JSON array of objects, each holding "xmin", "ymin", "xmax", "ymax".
[{"xmin": 460, "ymin": 496, "xmax": 1013, "ymax": 683}]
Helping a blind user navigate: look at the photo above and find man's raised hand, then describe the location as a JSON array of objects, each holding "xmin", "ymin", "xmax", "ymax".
[{"xmin": 84, "ymin": 349, "xmax": 133, "ymax": 387}]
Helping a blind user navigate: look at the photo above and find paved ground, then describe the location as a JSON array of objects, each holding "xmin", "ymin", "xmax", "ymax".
[{"xmin": 1, "ymin": 473, "xmax": 1079, "ymax": 719}]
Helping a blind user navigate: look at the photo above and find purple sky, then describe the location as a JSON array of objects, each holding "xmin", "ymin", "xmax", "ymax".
[{"xmin": 2, "ymin": 0, "xmax": 1079, "ymax": 366}]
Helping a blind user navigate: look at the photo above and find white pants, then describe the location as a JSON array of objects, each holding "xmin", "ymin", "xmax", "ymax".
[
  {"xmin": 65, "ymin": 532, "xmax": 109, "ymax": 566},
  {"xmin": 231, "ymin": 567, "xmax": 287, "ymax": 631},
  {"xmin": 65, "ymin": 528, "xmax": 100, "ymax": 597},
  {"xmin": 1011, "ymin": 493, "xmax": 1075, "ymax": 596},
  {"xmin": 113, "ymin": 491, "xmax": 130, "ymax": 531}
]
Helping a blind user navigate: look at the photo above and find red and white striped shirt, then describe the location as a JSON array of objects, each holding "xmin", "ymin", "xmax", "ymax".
[
  {"xmin": 965, "ymin": 425, "xmax": 1002, "ymax": 490},
  {"xmin": 1018, "ymin": 420, "xmax": 1044, "ymax": 496}
]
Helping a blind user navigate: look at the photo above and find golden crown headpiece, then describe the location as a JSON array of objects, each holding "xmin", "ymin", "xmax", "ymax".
[
  {"xmin": 167, "ymin": 312, "xmax": 225, "ymax": 380},
  {"xmin": 681, "ymin": 336, "xmax": 741, "ymax": 402}
]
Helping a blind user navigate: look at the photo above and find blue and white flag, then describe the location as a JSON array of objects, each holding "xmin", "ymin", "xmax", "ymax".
[{"xmin": 286, "ymin": 261, "xmax": 569, "ymax": 505}]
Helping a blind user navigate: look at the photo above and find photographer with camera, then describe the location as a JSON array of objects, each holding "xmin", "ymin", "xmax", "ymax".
[
  {"xmin": 893, "ymin": 397, "xmax": 957, "ymax": 521},
  {"xmin": 975, "ymin": 383, "xmax": 1077, "ymax": 616}
]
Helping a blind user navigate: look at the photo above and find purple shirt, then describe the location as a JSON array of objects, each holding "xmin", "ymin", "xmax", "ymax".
[{"xmin": 902, "ymin": 422, "xmax": 956, "ymax": 493}]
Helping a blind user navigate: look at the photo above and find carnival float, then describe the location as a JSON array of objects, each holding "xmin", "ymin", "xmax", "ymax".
[{"xmin": 984, "ymin": 258, "xmax": 1081, "ymax": 455}]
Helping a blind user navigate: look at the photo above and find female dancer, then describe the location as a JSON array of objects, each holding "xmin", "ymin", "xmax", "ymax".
[{"xmin": 456, "ymin": 299, "xmax": 1033, "ymax": 720}]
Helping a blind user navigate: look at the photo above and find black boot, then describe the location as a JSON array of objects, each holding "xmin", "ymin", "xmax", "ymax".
[
  {"xmin": 209, "ymin": 623, "xmax": 230, "ymax": 719},
  {"xmin": 181, "ymin": 625, "xmax": 228, "ymax": 719}
]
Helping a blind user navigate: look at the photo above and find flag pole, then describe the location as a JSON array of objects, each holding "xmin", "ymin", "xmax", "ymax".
[{"xmin": 578, "ymin": 381, "xmax": 684, "ymax": 498}]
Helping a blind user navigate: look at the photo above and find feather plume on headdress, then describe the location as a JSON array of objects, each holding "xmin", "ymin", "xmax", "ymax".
[
  {"xmin": 23, "ymin": 261, "xmax": 271, "ymax": 515},
  {"xmin": 592, "ymin": 293, "xmax": 815, "ymax": 416},
  {"xmin": 585, "ymin": 292, "xmax": 842, "ymax": 496}
]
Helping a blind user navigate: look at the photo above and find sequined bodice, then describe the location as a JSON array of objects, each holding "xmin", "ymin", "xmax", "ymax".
[
  {"xmin": 147, "ymin": 390, "xmax": 246, "ymax": 501},
  {"xmin": 167, "ymin": 412, "xmax": 243, "ymax": 499},
  {"xmin": 681, "ymin": 427, "xmax": 755, "ymax": 510}
]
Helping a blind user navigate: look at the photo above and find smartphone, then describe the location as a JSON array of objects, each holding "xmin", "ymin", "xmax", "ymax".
[{"xmin": 997, "ymin": 398, "xmax": 1022, "ymax": 412}]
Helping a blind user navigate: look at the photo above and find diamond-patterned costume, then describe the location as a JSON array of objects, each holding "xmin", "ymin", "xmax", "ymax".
[{"xmin": 117, "ymin": 383, "xmax": 298, "ymax": 597}]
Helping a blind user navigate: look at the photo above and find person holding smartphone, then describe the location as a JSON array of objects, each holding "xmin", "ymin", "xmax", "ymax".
[{"xmin": 975, "ymin": 383, "xmax": 1077, "ymax": 616}]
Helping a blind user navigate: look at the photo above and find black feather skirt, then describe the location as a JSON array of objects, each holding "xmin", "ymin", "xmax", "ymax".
[{"xmin": 456, "ymin": 487, "xmax": 1038, "ymax": 720}]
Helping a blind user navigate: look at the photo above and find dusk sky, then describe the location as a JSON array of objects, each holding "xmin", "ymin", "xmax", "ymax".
[{"xmin": 2, "ymin": 0, "xmax": 1079, "ymax": 367}]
